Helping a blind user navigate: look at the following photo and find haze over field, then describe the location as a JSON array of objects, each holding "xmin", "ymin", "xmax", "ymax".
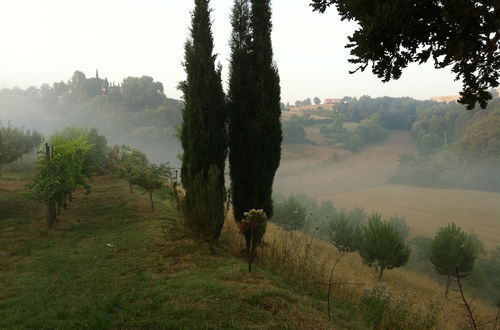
[
  {"xmin": 1, "ymin": 1, "xmax": 500, "ymax": 328},
  {"xmin": 276, "ymin": 126, "xmax": 500, "ymax": 250}
]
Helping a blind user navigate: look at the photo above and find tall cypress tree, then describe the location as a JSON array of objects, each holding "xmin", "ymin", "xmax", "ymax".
[
  {"xmin": 179, "ymin": 0, "xmax": 227, "ymax": 242},
  {"xmin": 228, "ymin": 0, "xmax": 282, "ymax": 249}
]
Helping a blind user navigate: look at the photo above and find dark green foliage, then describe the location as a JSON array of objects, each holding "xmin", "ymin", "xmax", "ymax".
[
  {"xmin": 0, "ymin": 124, "xmax": 42, "ymax": 176},
  {"xmin": 228, "ymin": 0, "xmax": 282, "ymax": 232},
  {"xmin": 430, "ymin": 223, "xmax": 478, "ymax": 297},
  {"xmin": 311, "ymin": 0, "xmax": 499, "ymax": 109},
  {"xmin": 180, "ymin": 0, "xmax": 227, "ymax": 242},
  {"xmin": 328, "ymin": 212, "xmax": 358, "ymax": 252},
  {"xmin": 282, "ymin": 122, "xmax": 307, "ymax": 144},
  {"xmin": 354, "ymin": 115, "xmax": 389, "ymax": 144},
  {"xmin": 182, "ymin": 165, "xmax": 226, "ymax": 242},
  {"xmin": 388, "ymin": 216, "xmax": 409, "ymax": 240},
  {"xmin": 272, "ymin": 196, "xmax": 306, "ymax": 231},
  {"xmin": 392, "ymin": 100, "xmax": 500, "ymax": 192},
  {"xmin": 54, "ymin": 127, "xmax": 110, "ymax": 176},
  {"xmin": 131, "ymin": 163, "xmax": 172, "ymax": 212},
  {"xmin": 119, "ymin": 146, "xmax": 149, "ymax": 193},
  {"xmin": 358, "ymin": 214, "xmax": 410, "ymax": 280},
  {"xmin": 120, "ymin": 76, "xmax": 167, "ymax": 111}
]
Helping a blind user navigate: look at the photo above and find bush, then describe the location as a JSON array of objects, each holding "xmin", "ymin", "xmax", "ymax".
[
  {"xmin": 282, "ymin": 122, "xmax": 307, "ymax": 144},
  {"xmin": 272, "ymin": 196, "xmax": 307, "ymax": 231}
]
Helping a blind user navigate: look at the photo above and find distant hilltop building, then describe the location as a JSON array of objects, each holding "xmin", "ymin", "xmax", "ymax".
[
  {"xmin": 324, "ymin": 98, "xmax": 343, "ymax": 105},
  {"xmin": 430, "ymin": 95, "xmax": 461, "ymax": 103}
]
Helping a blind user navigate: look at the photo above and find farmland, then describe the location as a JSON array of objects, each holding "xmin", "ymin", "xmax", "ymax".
[{"xmin": 276, "ymin": 127, "xmax": 500, "ymax": 250}]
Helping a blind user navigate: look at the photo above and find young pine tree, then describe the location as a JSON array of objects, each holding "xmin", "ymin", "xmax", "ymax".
[
  {"xmin": 179, "ymin": 0, "xmax": 227, "ymax": 243},
  {"xmin": 358, "ymin": 213, "xmax": 410, "ymax": 281},
  {"xmin": 430, "ymin": 223, "xmax": 478, "ymax": 298},
  {"xmin": 228, "ymin": 0, "xmax": 282, "ymax": 258}
]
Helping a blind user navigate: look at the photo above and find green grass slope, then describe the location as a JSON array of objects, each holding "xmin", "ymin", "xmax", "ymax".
[{"xmin": 0, "ymin": 175, "xmax": 344, "ymax": 329}]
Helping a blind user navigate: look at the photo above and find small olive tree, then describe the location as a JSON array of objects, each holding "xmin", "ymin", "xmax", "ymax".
[
  {"xmin": 132, "ymin": 163, "xmax": 172, "ymax": 212},
  {"xmin": 358, "ymin": 213, "xmax": 410, "ymax": 280},
  {"xmin": 119, "ymin": 146, "xmax": 148, "ymax": 193},
  {"xmin": 430, "ymin": 223, "xmax": 478, "ymax": 298}
]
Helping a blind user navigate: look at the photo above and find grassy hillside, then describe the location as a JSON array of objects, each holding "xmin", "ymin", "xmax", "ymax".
[
  {"xmin": 0, "ymin": 174, "xmax": 341, "ymax": 329},
  {"xmin": 1, "ymin": 172, "xmax": 497, "ymax": 329}
]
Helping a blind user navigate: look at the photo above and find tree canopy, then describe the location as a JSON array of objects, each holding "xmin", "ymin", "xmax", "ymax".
[
  {"xmin": 310, "ymin": 0, "xmax": 499, "ymax": 110},
  {"xmin": 430, "ymin": 223, "xmax": 478, "ymax": 297},
  {"xmin": 358, "ymin": 213, "xmax": 410, "ymax": 280}
]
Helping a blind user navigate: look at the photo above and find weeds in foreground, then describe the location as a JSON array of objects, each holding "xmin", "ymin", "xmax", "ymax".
[{"xmin": 223, "ymin": 221, "xmax": 443, "ymax": 329}]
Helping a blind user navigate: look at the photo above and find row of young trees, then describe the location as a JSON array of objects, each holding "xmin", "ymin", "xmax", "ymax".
[
  {"xmin": 26, "ymin": 135, "xmax": 93, "ymax": 227},
  {"xmin": 118, "ymin": 146, "xmax": 171, "ymax": 212},
  {"xmin": 328, "ymin": 213, "xmax": 478, "ymax": 296},
  {"xmin": 25, "ymin": 126, "xmax": 173, "ymax": 226},
  {"xmin": 0, "ymin": 123, "xmax": 42, "ymax": 176},
  {"xmin": 179, "ymin": 0, "xmax": 281, "ymax": 264}
]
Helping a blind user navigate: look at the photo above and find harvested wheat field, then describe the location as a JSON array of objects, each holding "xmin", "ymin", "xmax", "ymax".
[
  {"xmin": 276, "ymin": 130, "xmax": 417, "ymax": 197},
  {"xmin": 276, "ymin": 129, "xmax": 500, "ymax": 250},
  {"xmin": 324, "ymin": 185, "xmax": 500, "ymax": 250}
]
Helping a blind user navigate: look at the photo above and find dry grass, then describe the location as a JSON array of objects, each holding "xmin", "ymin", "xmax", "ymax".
[
  {"xmin": 326, "ymin": 185, "xmax": 500, "ymax": 250},
  {"xmin": 223, "ymin": 220, "xmax": 498, "ymax": 329},
  {"xmin": 276, "ymin": 130, "xmax": 416, "ymax": 197}
]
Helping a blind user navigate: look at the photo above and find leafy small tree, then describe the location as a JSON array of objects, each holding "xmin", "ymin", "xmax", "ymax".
[
  {"xmin": 328, "ymin": 212, "xmax": 358, "ymax": 253},
  {"xmin": 358, "ymin": 213, "xmax": 410, "ymax": 280},
  {"xmin": 313, "ymin": 96, "xmax": 321, "ymax": 105},
  {"xmin": 0, "ymin": 124, "xmax": 42, "ymax": 176},
  {"xmin": 430, "ymin": 223, "xmax": 478, "ymax": 298},
  {"xmin": 54, "ymin": 127, "xmax": 110, "ymax": 176},
  {"xmin": 26, "ymin": 136, "xmax": 91, "ymax": 227},
  {"xmin": 119, "ymin": 146, "xmax": 148, "ymax": 193},
  {"xmin": 131, "ymin": 163, "xmax": 172, "ymax": 212}
]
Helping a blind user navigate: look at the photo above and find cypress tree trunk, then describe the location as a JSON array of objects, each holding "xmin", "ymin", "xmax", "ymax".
[{"xmin": 180, "ymin": 0, "xmax": 227, "ymax": 241}]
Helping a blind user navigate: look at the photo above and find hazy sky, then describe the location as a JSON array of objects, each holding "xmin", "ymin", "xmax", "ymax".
[{"xmin": 0, "ymin": 0, "xmax": 462, "ymax": 103}]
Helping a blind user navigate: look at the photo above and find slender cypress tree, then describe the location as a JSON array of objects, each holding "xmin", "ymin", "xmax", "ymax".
[
  {"xmin": 228, "ymin": 0, "xmax": 282, "ymax": 252},
  {"xmin": 179, "ymin": 0, "xmax": 227, "ymax": 242}
]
